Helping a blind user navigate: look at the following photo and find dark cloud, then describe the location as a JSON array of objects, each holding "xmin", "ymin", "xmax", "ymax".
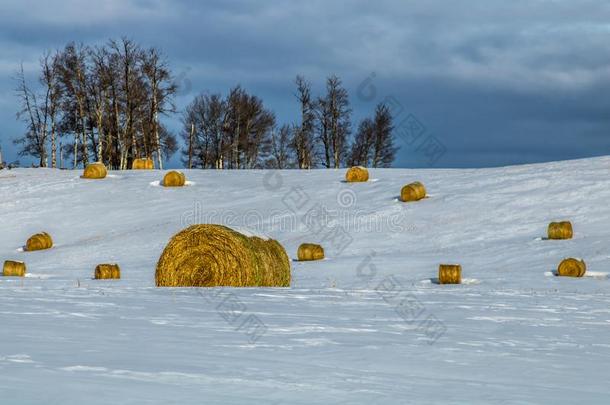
[{"xmin": 1, "ymin": 0, "xmax": 610, "ymax": 168}]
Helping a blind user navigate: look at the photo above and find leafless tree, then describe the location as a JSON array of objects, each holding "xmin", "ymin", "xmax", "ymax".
[
  {"xmin": 181, "ymin": 88, "xmax": 274, "ymax": 169},
  {"xmin": 290, "ymin": 75, "xmax": 316, "ymax": 169},
  {"xmin": 15, "ymin": 38, "xmax": 179, "ymax": 170},
  {"xmin": 321, "ymin": 75, "xmax": 351, "ymax": 168},
  {"xmin": 349, "ymin": 103, "xmax": 397, "ymax": 167},
  {"xmin": 14, "ymin": 64, "xmax": 49, "ymax": 167},
  {"xmin": 268, "ymin": 124, "xmax": 293, "ymax": 169}
]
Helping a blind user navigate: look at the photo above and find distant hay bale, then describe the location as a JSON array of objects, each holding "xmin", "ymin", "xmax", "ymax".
[
  {"xmin": 95, "ymin": 264, "xmax": 121, "ymax": 280},
  {"xmin": 132, "ymin": 158, "xmax": 154, "ymax": 170},
  {"xmin": 401, "ymin": 182, "xmax": 426, "ymax": 202},
  {"xmin": 82, "ymin": 162, "xmax": 107, "ymax": 179},
  {"xmin": 25, "ymin": 232, "xmax": 53, "ymax": 252},
  {"xmin": 345, "ymin": 166, "xmax": 369, "ymax": 182},
  {"xmin": 548, "ymin": 221, "xmax": 573, "ymax": 240},
  {"xmin": 162, "ymin": 171, "xmax": 186, "ymax": 187},
  {"xmin": 297, "ymin": 243, "xmax": 325, "ymax": 261},
  {"xmin": 3, "ymin": 260, "xmax": 26, "ymax": 277},
  {"xmin": 156, "ymin": 224, "xmax": 291, "ymax": 287},
  {"xmin": 557, "ymin": 258, "xmax": 586, "ymax": 278},
  {"xmin": 438, "ymin": 264, "xmax": 461, "ymax": 284}
]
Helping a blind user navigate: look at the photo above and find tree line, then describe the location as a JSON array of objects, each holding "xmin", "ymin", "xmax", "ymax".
[
  {"xmin": 15, "ymin": 38, "xmax": 398, "ymax": 170},
  {"xmin": 182, "ymin": 75, "xmax": 397, "ymax": 169}
]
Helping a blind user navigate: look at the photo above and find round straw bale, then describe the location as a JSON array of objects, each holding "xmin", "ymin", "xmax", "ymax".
[
  {"xmin": 156, "ymin": 224, "xmax": 291, "ymax": 287},
  {"xmin": 438, "ymin": 264, "xmax": 461, "ymax": 284},
  {"xmin": 25, "ymin": 232, "xmax": 53, "ymax": 252},
  {"xmin": 95, "ymin": 264, "xmax": 121, "ymax": 279},
  {"xmin": 401, "ymin": 182, "xmax": 427, "ymax": 202},
  {"xmin": 557, "ymin": 258, "xmax": 586, "ymax": 278},
  {"xmin": 132, "ymin": 158, "xmax": 154, "ymax": 170},
  {"xmin": 297, "ymin": 243, "xmax": 325, "ymax": 261},
  {"xmin": 82, "ymin": 162, "xmax": 107, "ymax": 179},
  {"xmin": 3, "ymin": 260, "xmax": 26, "ymax": 277},
  {"xmin": 345, "ymin": 166, "xmax": 369, "ymax": 182},
  {"xmin": 162, "ymin": 171, "xmax": 186, "ymax": 187},
  {"xmin": 548, "ymin": 221, "xmax": 573, "ymax": 240}
]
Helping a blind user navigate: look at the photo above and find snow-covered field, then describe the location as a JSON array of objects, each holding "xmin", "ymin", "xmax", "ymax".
[{"xmin": 1, "ymin": 157, "xmax": 610, "ymax": 404}]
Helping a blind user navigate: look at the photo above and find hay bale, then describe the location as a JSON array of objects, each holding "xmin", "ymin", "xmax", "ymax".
[
  {"xmin": 548, "ymin": 221, "xmax": 573, "ymax": 240},
  {"xmin": 297, "ymin": 243, "xmax": 325, "ymax": 261},
  {"xmin": 345, "ymin": 166, "xmax": 369, "ymax": 182},
  {"xmin": 401, "ymin": 182, "xmax": 426, "ymax": 202},
  {"xmin": 3, "ymin": 260, "xmax": 26, "ymax": 277},
  {"xmin": 82, "ymin": 162, "xmax": 107, "ymax": 179},
  {"xmin": 557, "ymin": 258, "xmax": 586, "ymax": 278},
  {"xmin": 162, "ymin": 171, "xmax": 186, "ymax": 187},
  {"xmin": 156, "ymin": 224, "xmax": 291, "ymax": 287},
  {"xmin": 438, "ymin": 264, "xmax": 461, "ymax": 284},
  {"xmin": 95, "ymin": 264, "xmax": 121, "ymax": 280},
  {"xmin": 132, "ymin": 158, "xmax": 154, "ymax": 170},
  {"xmin": 25, "ymin": 232, "xmax": 53, "ymax": 252}
]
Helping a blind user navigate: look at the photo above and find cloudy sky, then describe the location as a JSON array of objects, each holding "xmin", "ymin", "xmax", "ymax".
[{"xmin": 1, "ymin": 0, "xmax": 609, "ymax": 168}]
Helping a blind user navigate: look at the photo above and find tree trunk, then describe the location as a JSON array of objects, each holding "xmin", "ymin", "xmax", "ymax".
[
  {"xmin": 153, "ymin": 91, "xmax": 163, "ymax": 170},
  {"xmin": 73, "ymin": 133, "xmax": 79, "ymax": 169},
  {"xmin": 188, "ymin": 122, "xmax": 194, "ymax": 169},
  {"xmin": 50, "ymin": 117, "xmax": 57, "ymax": 168}
]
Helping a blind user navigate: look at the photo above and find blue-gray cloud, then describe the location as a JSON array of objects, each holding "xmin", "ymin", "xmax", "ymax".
[{"xmin": 1, "ymin": 0, "xmax": 610, "ymax": 168}]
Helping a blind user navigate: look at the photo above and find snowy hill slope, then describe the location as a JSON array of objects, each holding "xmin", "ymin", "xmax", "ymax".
[{"xmin": 1, "ymin": 157, "xmax": 610, "ymax": 404}]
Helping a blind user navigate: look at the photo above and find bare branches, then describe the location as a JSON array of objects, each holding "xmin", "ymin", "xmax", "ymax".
[{"xmin": 14, "ymin": 38, "xmax": 179, "ymax": 170}]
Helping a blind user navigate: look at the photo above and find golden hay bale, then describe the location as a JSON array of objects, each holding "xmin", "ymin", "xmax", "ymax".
[
  {"xmin": 438, "ymin": 264, "xmax": 461, "ymax": 284},
  {"xmin": 345, "ymin": 166, "xmax": 369, "ymax": 182},
  {"xmin": 401, "ymin": 181, "xmax": 427, "ymax": 202},
  {"xmin": 162, "ymin": 171, "xmax": 186, "ymax": 187},
  {"xmin": 25, "ymin": 232, "xmax": 53, "ymax": 252},
  {"xmin": 95, "ymin": 264, "xmax": 121, "ymax": 280},
  {"xmin": 82, "ymin": 162, "xmax": 107, "ymax": 179},
  {"xmin": 297, "ymin": 243, "xmax": 325, "ymax": 261},
  {"xmin": 548, "ymin": 221, "xmax": 573, "ymax": 240},
  {"xmin": 3, "ymin": 260, "xmax": 26, "ymax": 277},
  {"xmin": 156, "ymin": 224, "xmax": 291, "ymax": 287},
  {"xmin": 132, "ymin": 158, "xmax": 154, "ymax": 170},
  {"xmin": 557, "ymin": 258, "xmax": 586, "ymax": 278}
]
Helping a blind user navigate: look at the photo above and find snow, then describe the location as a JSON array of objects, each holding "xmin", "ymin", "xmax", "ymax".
[{"xmin": 1, "ymin": 157, "xmax": 610, "ymax": 404}]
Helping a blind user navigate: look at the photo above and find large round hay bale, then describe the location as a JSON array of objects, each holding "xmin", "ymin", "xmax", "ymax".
[
  {"xmin": 401, "ymin": 182, "xmax": 426, "ymax": 202},
  {"xmin": 345, "ymin": 166, "xmax": 369, "ymax": 182},
  {"xmin": 548, "ymin": 221, "xmax": 573, "ymax": 240},
  {"xmin": 557, "ymin": 258, "xmax": 586, "ymax": 278},
  {"xmin": 162, "ymin": 171, "xmax": 186, "ymax": 187},
  {"xmin": 156, "ymin": 224, "xmax": 291, "ymax": 287},
  {"xmin": 82, "ymin": 162, "xmax": 107, "ymax": 179},
  {"xmin": 3, "ymin": 260, "xmax": 26, "ymax": 277},
  {"xmin": 297, "ymin": 243, "xmax": 325, "ymax": 261},
  {"xmin": 132, "ymin": 158, "xmax": 154, "ymax": 170},
  {"xmin": 95, "ymin": 264, "xmax": 121, "ymax": 279},
  {"xmin": 25, "ymin": 232, "xmax": 53, "ymax": 252},
  {"xmin": 438, "ymin": 264, "xmax": 461, "ymax": 284}
]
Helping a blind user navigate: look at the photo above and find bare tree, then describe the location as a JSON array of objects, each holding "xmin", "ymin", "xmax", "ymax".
[
  {"xmin": 56, "ymin": 42, "xmax": 91, "ymax": 168},
  {"xmin": 224, "ymin": 86, "xmax": 275, "ymax": 169},
  {"xmin": 40, "ymin": 52, "xmax": 62, "ymax": 168},
  {"xmin": 370, "ymin": 103, "xmax": 397, "ymax": 168},
  {"xmin": 349, "ymin": 103, "xmax": 397, "ymax": 167},
  {"xmin": 323, "ymin": 75, "xmax": 351, "ymax": 168},
  {"xmin": 14, "ymin": 64, "xmax": 48, "ymax": 167},
  {"xmin": 21, "ymin": 38, "xmax": 180, "ymax": 170},
  {"xmin": 348, "ymin": 118, "xmax": 374, "ymax": 166},
  {"xmin": 291, "ymin": 75, "xmax": 316, "ymax": 169},
  {"xmin": 142, "ymin": 47, "xmax": 177, "ymax": 170},
  {"xmin": 268, "ymin": 125, "xmax": 292, "ymax": 169},
  {"xmin": 181, "ymin": 93, "xmax": 226, "ymax": 169},
  {"xmin": 181, "ymin": 88, "xmax": 274, "ymax": 169}
]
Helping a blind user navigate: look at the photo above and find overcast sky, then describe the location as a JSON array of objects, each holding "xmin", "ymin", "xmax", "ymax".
[{"xmin": 1, "ymin": 0, "xmax": 610, "ymax": 168}]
